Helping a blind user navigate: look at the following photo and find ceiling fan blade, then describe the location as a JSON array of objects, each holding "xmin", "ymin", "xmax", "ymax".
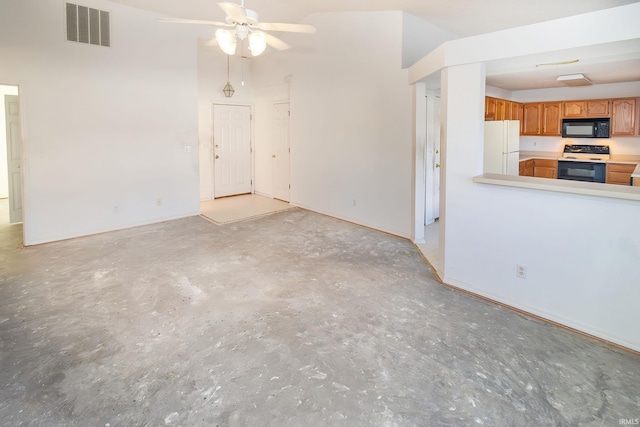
[
  {"xmin": 263, "ymin": 33, "xmax": 291, "ymax": 51},
  {"xmin": 256, "ymin": 22, "xmax": 316, "ymax": 34},
  {"xmin": 158, "ymin": 18, "xmax": 232, "ymax": 27},
  {"xmin": 218, "ymin": 2, "xmax": 248, "ymax": 24}
]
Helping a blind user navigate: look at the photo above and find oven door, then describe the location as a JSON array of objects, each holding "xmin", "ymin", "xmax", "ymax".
[{"xmin": 557, "ymin": 160, "xmax": 606, "ymax": 183}]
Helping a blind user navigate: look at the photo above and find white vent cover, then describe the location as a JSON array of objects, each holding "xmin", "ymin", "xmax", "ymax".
[{"xmin": 66, "ymin": 3, "xmax": 110, "ymax": 47}]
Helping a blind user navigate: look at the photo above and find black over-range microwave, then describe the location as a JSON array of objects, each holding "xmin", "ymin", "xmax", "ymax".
[{"xmin": 562, "ymin": 118, "xmax": 610, "ymax": 138}]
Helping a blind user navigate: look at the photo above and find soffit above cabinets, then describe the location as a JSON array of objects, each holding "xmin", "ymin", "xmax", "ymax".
[{"xmin": 485, "ymin": 39, "xmax": 640, "ymax": 91}]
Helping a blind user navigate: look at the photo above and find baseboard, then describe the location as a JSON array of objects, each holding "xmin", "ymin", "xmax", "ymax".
[
  {"xmin": 440, "ymin": 276, "xmax": 640, "ymax": 355},
  {"xmin": 25, "ymin": 212, "xmax": 201, "ymax": 246}
]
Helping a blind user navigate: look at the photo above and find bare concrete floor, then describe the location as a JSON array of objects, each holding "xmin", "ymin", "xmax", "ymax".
[{"xmin": 1, "ymin": 208, "xmax": 639, "ymax": 426}]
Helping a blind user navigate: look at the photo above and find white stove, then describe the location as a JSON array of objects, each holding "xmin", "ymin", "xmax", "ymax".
[
  {"xmin": 558, "ymin": 145, "xmax": 610, "ymax": 183},
  {"xmin": 561, "ymin": 144, "xmax": 610, "ymax": 162}
]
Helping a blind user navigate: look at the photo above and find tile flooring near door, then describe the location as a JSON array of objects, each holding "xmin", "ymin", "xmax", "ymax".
[
  {"xmin": 200, "ymin": 193, "xmax": 292, "ymax": 224},
  {"xmin": 0, "ymin": 208, "xmax": 639, "ymax": 425}
]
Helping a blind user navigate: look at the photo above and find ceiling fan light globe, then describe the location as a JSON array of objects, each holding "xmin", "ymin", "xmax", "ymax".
[
  {"xmin": 249, "ymin": 31, "xmax": 267, "ymax": 56},
  {"xmin": 215, "ymin": 29, "xmax": 236, "ymax": 55}
]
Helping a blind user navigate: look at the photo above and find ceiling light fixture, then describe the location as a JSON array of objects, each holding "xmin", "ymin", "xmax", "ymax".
[
  {"xmin": 248, "ymin": 31, "xmax": 266, "ymax": 56},
  {"xmin": 215, "ymin": 26, "xmax": 267, "ymax": 57},
  {"xmin": 557, "ymin": 73, "xmax": 592, "ymax": 86},
  {"xmin": 215, "ymin": 29, "xmax": 237, "ymax": 55},
  {"xmin": 223, "ymin": 55, "xmax": 235, "ymax": 98}
]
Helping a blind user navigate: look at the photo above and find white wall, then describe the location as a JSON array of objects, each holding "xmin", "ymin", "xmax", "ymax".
[
  {"xmin": 0, "ymin": 0, "xmax": 201, "ymax": 244},
  {"xmin": 252, "ymin": 11, "xmax": 414, "ymax": 238},
  {"xmin": 430, "ymin": 5, "xmax": 640, "ymax": 351},
  {"xmin": 197, "ymin": 42, "xmax": 254, "ymax": 201},
  {"xmin": 402, "ymin": 12, "xmax": 458, "ymax": 69},
  {"xmin": 0, "ymin": 85, "xmax": 19, "ymax": 199}
]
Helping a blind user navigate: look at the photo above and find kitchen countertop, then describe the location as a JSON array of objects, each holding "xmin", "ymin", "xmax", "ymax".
[
  {"xmin": 519, "ymin": 151, "xmax": 640, "ymax": 178},
  {"xmin": 474, "ymin": 173, "xmax": 640, "ymax": 201}
]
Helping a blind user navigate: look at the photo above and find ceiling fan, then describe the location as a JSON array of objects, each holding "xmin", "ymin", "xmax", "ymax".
[{"xmin": 159, "ymin": 0, "xmax": 316, "ymax": 56}]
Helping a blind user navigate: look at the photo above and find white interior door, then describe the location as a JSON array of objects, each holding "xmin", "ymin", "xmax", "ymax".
[
  {"xmin": 425, "ymin": 95, "xmax": 441, "ymax": 224},
  {"xmin": 5, "ymin": 94, "xmax": 23, "ymax": 224},
  {"xmin": 213, "ymin": 104, "xmax": 252, "ymax": 198},
  {"xmin": 272, "ymin": 102, "xmax": 290, "ymax": 202}
]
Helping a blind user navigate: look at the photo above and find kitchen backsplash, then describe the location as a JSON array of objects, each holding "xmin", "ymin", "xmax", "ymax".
[{"xmin": 520, "ymin": 136, "xmax": 640, "ymax": 156}]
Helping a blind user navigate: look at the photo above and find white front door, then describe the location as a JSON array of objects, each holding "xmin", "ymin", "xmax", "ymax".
[
  {"xmin": 213, "ymin": 104, "xmax": 252, "ymax": 198},
  {"xmin": 5, "ymin": 95, "xmax": 23, "ymax": 224},
  {"xmin": 272, "ymin": 102, "xmax": 290, "ymax": 202}
]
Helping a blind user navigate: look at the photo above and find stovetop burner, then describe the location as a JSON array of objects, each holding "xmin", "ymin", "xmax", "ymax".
[{"xmin": 562, "ymin": 144, "xmax": 610, "ymax": 160}]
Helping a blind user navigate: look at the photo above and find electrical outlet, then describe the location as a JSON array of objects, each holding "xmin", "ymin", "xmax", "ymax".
[
  {"xmin": 516, "ymin": 264, "xmax": 527, "ymax": 279},
  {"xmin": 184, "ymin": 145, "xmax": 191, "ymax": 152}
]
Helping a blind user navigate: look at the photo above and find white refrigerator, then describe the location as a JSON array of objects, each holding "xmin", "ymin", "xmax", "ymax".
[{"xmin": 484, "ymin": 120, "xmax": 520, "ymax": 176}]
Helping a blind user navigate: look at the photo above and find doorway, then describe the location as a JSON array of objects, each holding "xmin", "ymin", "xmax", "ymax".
[
  {"xmin": 425, "ymin": 94, "xmax": 441, "ymax": 225},
  {"xmin": 272, "ymin": 102, "xmax": 290, "ymax": 202},
  {"xmin": 1, "ymin": 85, "xmax": 22, "ymax": 225},
  {"xmin": 212, "ymin": 104, "xmax": 253, "ymax": 198}
]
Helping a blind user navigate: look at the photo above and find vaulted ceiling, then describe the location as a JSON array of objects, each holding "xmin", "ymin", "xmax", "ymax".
[
  {"xmin": 111, "ymin": 0, "xmax": 640, "ymax": 91},
  {"xmin": 110, "ymin": 0, "xmax": 639, "ymax": 37}
]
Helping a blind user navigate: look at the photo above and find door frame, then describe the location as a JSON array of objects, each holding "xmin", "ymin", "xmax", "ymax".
[
  {"xmin": 1, "ymin": 82, "xmax": 26, "ymax": 244},
  {"xmin": 211, "ymin": 102, "xmax": 255, "ymax": 199},
  {"xmin": 424, "ymin": 93, "xmax": 440, "ymax": 226}
]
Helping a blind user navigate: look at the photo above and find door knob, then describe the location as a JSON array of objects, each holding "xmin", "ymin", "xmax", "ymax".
[
  {"xmin": 435, "ymin": 163, "xmax": 440, "ymax": 168},
  {"xmin": 272, "ymin": 154, "xmax": 276, "ymax": 158},
  {"xmin": 215, "ymin": 155, "xmax": 219, "ymax": 159}
]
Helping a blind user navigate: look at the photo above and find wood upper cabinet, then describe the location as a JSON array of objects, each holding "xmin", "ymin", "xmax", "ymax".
[
  {"xmin": 485, "ymin": 97, "xmax": 497, "ymax": 120},
  {"xmin": 522, "ymin": 103, "xmax": 542, "ymax": 135},
  {"xmin": 542, "ymin": 102, "xmax": 562, "ymax": 135},
  {"xmin": 564, "ymin": 101, "xmax": 586, "ymax": 118},
  {"xmin": 611, "ymin": 98, "xmax": 636, "ymax": 136},
  {"xmin": 522, "ymin": 102, "xmax": 561, "ymax": 135},
  {"xmin": 587, "ymin": 99, "xmax": 609, "ymax": 117},
  {"xmin": 511, "ymin": 102, "xmax": 524, "ymax": 133},
  {"xmin": 496, "ymin": 98, "xmax": 507, "ymax": 120},
  {"xmin": 485, "ymin": 96, "xmax": 516, "ymax": 121},
  {"xmin": 563, "ymin": 100, "xmax": 610, "ymax": 118}
]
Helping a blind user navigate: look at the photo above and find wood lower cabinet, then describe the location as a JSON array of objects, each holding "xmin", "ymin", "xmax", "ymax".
[
  {"xmin": 519, "ymin": 159, "xmax": 534, "ymax": 176},
  {"xmin": 533, "ymin": 159, "xmax": 557, "ymax": 179},
  {"xmin": 611, "ymin": 98, "xmax": 636, "ymax": 136},
  {"xmin": 606, "ymin": 163, "xmax": 636, "ymax": 185}
]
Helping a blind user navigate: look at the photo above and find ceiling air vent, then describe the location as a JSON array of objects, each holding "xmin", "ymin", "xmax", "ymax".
[{"xmin": 66, "ymin": 2, "xmax": 110, "ymax": 47}]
